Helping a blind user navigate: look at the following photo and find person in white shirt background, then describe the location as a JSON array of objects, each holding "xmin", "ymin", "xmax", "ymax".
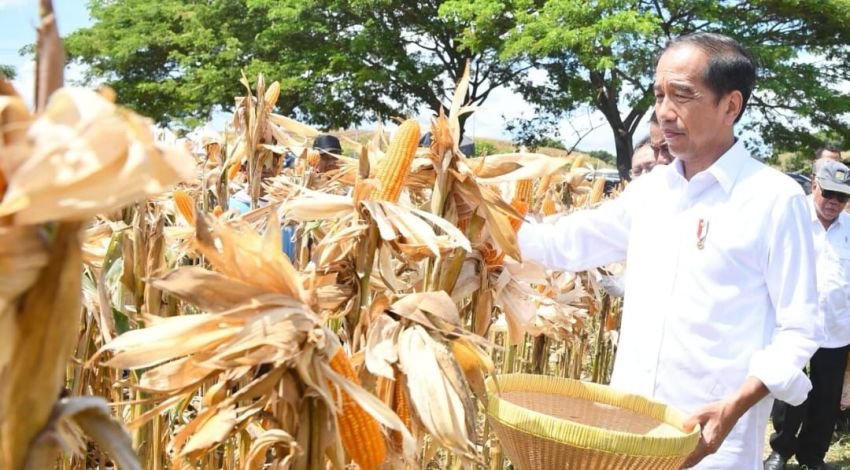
[
  {"xmin": 516, "ymin": 32, "xmax": 821, "ymax": 469},
  {"xmin": 629, "ymin": 137, "xmax": 657, "ymax": 180},
  {"xmin": 764, "ymin": 159, "xmax": 850, "ymax": 470}
]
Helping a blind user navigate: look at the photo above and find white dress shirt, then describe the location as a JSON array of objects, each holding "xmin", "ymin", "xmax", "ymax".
[
  {"xmin": 810, "ymin": 198, "xmax": 850, "ymax": 348},
  {"xmin": 518, "ymin": 141, "xmax": 821, "ymax": 469}
]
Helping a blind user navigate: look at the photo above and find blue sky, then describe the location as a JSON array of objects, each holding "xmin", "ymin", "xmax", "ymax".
[
  {"xmin": 0, "ymin": 0, "xmax": 628, "ymax": 153},
  {"xmin": 1, "ymin": 1, "xmax": 91, "ymax": 101}
]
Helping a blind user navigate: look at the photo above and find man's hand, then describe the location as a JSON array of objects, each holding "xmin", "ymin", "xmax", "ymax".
[
  {"xmin": 679, "ymin": 377, "xmax": 769, "ymax": 469},
  {"xmin": 680, "ymin": 400, "xmax": 738, "ymax": 468}
]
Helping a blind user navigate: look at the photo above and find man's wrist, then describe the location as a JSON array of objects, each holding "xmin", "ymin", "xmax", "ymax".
[{"xmin": 727, "ymin": 376, "xmax": 769, "ymax": 419}]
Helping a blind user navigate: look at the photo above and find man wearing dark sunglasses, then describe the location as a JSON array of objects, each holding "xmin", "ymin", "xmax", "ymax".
[{"xmin": 765, "ymin": 158, "xmax": 850, "ymax": 470}]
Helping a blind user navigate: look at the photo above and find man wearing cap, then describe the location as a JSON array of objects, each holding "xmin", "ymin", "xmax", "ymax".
[
  {"xmin": 313, "ymin": 134, "xmax": 342, "ymax": 173},
  {"xmin": 516, "ymin": 33, "xmax": 820, "ymax": 468},
  {"xmin": 764, "ymin": 159, "xmax": 850, "ymax": 470}
]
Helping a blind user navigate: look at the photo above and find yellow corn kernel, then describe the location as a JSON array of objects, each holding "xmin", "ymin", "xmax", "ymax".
[
  {"xmin": 571, "ymin": 154, "xmax": 585, "ymax": 171},
  {"xmin": 373, "ymin": 119, "xmax": 420, "ymax": 202},
  {"xmin": 541, "ymin": 196, "xmax": 557, "ymax": 216},
  {"xmin": 513, "ymin": 179, "xmax": 533, "ymax": 204},
  {"xmin": 393, "ymin": 372, "xmax": 412, "ymax": 451},
  {"xmin": 264, "ymin": 81, "xmax": 280, "ymax": 107},
  {"xmin": 329, "ymin": 348, "xmax": 386, "ymax": 470},
  {"xmin": 173, "ymin": 190, "xmax": 195, "ymax": 226},
  {"xmin": 589, "ymin": 176, "xmax": 606, "ymax": 204},
  {"xmin": 451, "ymin": 338, "xmax": 494, "ymax": 375}
]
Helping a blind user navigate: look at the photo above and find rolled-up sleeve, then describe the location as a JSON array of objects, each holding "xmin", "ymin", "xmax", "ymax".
[
  {"xmin": 517, "ymin": 188, "xmax": 632, "ymax": 272},
  {"xmin": 748, "ymin": 193, "xmax": 821, "ymax": 405}
]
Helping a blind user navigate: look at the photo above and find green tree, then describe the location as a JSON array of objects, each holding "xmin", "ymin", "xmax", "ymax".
[
  {"xmin": 444, "ymin": 0, "xmax": 850, "ymax": 177},
  {"xmin": 65, "ymin": 0, "xmax": 524, "ymax": 132},
  {"xmin": 0, "ymin": 65, "xmax": 15, "ymax": 80}
]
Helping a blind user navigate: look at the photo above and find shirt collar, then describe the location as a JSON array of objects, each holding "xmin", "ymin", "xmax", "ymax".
[{"xmin": 668, "ymin": 139, "xmax": 748, "ymax": 194}]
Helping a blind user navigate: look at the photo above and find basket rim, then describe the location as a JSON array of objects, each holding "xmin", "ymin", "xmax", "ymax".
[{"xmin": 486, "ymin": 373, "xmax": 700, "ymax": 458}]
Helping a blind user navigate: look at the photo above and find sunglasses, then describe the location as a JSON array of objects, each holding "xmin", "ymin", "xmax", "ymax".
[{"xmin": 822, "ymin": 189, "xmax": 850, "ymax": 203}]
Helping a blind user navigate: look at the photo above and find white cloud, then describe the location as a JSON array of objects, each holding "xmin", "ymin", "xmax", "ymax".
[{"xmin": 0, "ymin": 0, "xmax": 28, "ymax": 11}]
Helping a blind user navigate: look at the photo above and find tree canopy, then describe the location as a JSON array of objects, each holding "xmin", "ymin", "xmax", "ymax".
[
  {"xmin": 444, "ymin": 0, "xmax": 850, "ymax": 176},
  {"xmin": 66, "ymin": 0, "xmax": 850, "ymax": 171},
  {"xmin": 65, "ymin": 0, "xmax": 524, "ymax": 132}
]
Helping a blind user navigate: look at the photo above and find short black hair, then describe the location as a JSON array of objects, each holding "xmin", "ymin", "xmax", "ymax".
[
  {"xmin": 816, "ymin": 143, "xmax": 842, "ymax": 159},
  {"xmin": 660, "ymin": 33, "xmax": 756, "ymax": 123}
]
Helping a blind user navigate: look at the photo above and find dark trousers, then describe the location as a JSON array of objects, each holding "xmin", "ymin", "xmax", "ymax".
[{"xmin": 769, "ymin": 345, "xmax": 850, "ymax": 465}]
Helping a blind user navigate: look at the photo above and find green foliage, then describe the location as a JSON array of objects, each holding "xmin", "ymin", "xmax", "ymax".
[
  {"xmin": 504, "ymin": 114, "xmax": 565, "ymax": 152},
  {"xmin": 446, "ymin": 0, "xmax": 850, "ymax": 177},
  {"xmin": 473, "ymin": 140, "xmax": 498, "ymax": 157},
  {"xmin": 585, "ymin": 150, "xmax": 616, "ymax": 166},
  {"xmin": 66, "ymin": 0, "xmax": 523, "ymax": 131},
  {"xmin": 0, "ymin": 64, "xmax": 15, "ymax": 80}
]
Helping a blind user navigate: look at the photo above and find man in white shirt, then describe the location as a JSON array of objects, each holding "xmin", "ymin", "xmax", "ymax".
[
  {"xmin": 764, "ymin": 159, "xmax": 850, "ymax": 470},
  {"xmin": 517, "ymin": 33, "xmax": 820, "ymax": 469}
]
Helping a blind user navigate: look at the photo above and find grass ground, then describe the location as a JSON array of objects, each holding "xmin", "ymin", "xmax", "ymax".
[{"xmin": 763, "ymin": 420, "xmax": 850, "ymax": 469}]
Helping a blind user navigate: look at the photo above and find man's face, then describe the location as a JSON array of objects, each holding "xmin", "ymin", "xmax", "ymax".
[
  {"xmin": 821, "ymin": 149, "xmax": 841, "ymax": 161},
  {"xmin": 649, "ymin": 122, "xmax": 673, "ymax": 164},
  {"xmin": 813, "ymin": 180, "xmax": 849, "ymax": 223},
  {"xmin": 630, "ymin": 145, "xmax": 656, "ymax": 179},
  {"xmin": 654, "ymin": 45, "xmax": 736, "ymax": 162},
  {"xmin": 316, "ymin": 153, "xmax": 338, "ymax": 173}
]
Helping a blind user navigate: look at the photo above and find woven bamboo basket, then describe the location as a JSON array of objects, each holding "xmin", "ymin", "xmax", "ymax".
[{"xmin": 486, "ymin": 374, "xmax": 700, "ymax": 470}]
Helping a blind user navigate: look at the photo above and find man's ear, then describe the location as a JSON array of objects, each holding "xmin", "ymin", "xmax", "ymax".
[{"xmin": 723, "ymin": 91, "xmax": 743, "ymax": 125}]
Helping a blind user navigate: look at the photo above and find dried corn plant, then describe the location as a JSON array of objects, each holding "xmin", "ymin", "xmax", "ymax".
[
  {"xmin": 0, "ymin": 2, "xmax": 193, "ymax": 468},
  {"xmin": 7, "ymin": 6, "xmax": 625, "ymax": 468}
]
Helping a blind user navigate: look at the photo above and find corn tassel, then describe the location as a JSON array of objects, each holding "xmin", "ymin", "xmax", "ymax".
[
  {"xmin": 329, "ymin": 348, "xmax": 387, "ymax": 470},
  {"xmin": 173, "ymin": 190, "xmax": 196, "ymax": 226},
  {"xmin": 372, "ymin": 119, "xmax": 420, "ymax": 202}
]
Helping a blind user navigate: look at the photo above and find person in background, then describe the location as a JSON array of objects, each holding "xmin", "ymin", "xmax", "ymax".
[
  {"xmin": 764, "ymin": 159, "xmax": 850, "ymax": 470},
  {"xmin": 629, "ymin": 137, "xmax": 656, "ymax": 179},
  {"xmin": 816, "ymin": 143, "xmax": 842, "ymax": 162},
  {"xmin": 313, "ymin": 134, "xmax": 343, "ymax": 173},
  {"xmin": 649, "ymin": 111, "xmax": 674, "ymax": 165},
  {"xmin": 516, "ymin": 33, "xmax": 820, "ymax": 468}
]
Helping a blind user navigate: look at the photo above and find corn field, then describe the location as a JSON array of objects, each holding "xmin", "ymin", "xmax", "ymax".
[{"xmin": 0, "ymin": 3, "xmax": 624, "ymax": 469}]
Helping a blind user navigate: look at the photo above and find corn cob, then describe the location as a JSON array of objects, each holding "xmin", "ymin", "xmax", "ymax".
[
  {"xmin": 393, "ymin": 372, "xmax": 412, "ymax": 451},
  {"xmin": 227, "ymin": 159, "xmax": 242, "ymax": 180},
  {"xmin": 534, "ymin": 173, "xmax": 553, "ymax": 199},
  {"xmin": 513, "ymin": 179, "xmax": 533, "ymax": 204},
  {"xmin": 541, "ymin": 196, "xmax": 557, "ymax": 216},
  {"xmin": 571, "ymin": 154, "xmax": 585, "ymax": 171},
  {"xmin": 372, "ymin": 119, "xmax": 420, "ymax": 202},
  {"xmin": 264, "ymin": 81, "xmax": 280, "ymax": 107},
  {"xmin": 328, "ymin": 348, "xmax": 387, "ymax": 470},
  {"xmin": 173, "ymin": 190, "xmax": 196, "ymax": 226},
  {"xmin": 589, "ymin": 176, "xmax": 606, "ymax": 204},
  {"xmin": 451, "ymin": 338, "xmax": 494, "ymax": 375}
]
